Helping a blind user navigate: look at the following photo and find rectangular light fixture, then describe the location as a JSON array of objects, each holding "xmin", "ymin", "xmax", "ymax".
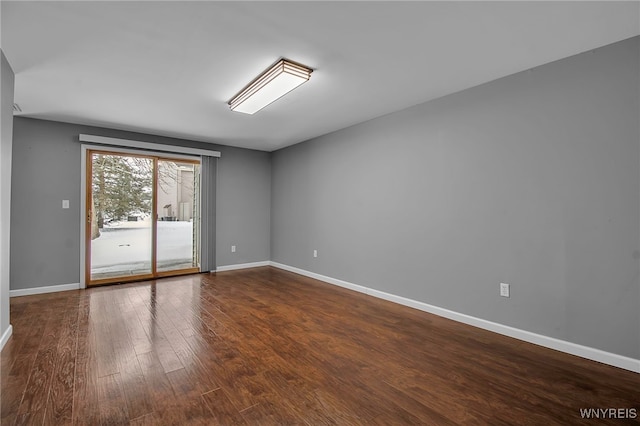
[{"xmin": 229, "ymin": 58, "xmax": 313, "ymax": 114}]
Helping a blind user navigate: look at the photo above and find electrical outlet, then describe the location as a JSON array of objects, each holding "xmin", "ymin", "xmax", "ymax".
[
  {"xmin": 62, "ymin": 200, "xmax": 69, "ymax": 209},
  {"xmin": 500, "ymin": 283, "xmax": 510, "ymax": 298},
  {"xmin": 231, "ymin": 245, "xmax": 236, "ymax": 253},
  {"xmin": 313, "ymin": 249, "xmax": 318, "ymax": 258}
]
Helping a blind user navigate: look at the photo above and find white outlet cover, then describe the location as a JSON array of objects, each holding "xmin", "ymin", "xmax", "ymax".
[
  {"xmin": 231, "ymin": 245, "xmax": 236, "ymax": 252},
  {"xmin": 62, "ymin": 200, "xmax": 70, "ymax": 209},
  {"xmin": 500, "ymin": 283, "xmax": 510, "ymax": 298}
]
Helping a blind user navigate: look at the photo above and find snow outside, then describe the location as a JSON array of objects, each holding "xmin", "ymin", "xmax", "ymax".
[{"xmin": 91, "ymin": 219, "xmax": 195, "ymax": 279}]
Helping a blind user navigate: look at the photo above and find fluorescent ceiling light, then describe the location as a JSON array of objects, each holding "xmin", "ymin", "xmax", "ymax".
[{"xmin": 229, "ymin": 59, "xmax": 313, "ymax": 114}]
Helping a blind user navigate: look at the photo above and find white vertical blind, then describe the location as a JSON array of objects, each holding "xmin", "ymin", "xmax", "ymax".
[{"xmin": 199, "ymin": 155, "xmax": 217, "ymax": 272}]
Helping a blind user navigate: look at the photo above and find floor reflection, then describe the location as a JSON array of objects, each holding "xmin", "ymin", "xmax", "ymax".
[{"xmin": 88, "ymin": 276, "xmax": 203, "ymax": 389}]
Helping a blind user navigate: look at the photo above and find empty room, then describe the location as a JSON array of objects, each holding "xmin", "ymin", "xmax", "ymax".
[{"xmin": 1, "ymin": 1, "xmax": 639, "ymax": 424}]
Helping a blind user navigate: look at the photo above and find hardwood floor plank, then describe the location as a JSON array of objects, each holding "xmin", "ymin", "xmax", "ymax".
[
  {"xmin": 92, "ymin": 294, "xmax": 120, "ymax": 379},
  {"xmin": 110, "ymin": 293, "xmax": 154, "ymax": 421},
  {"xmin": 13, "ymin": 302, "xmax": 66, "ymax": 425},
  {"xmin": 165, "ymin": 368, "xmax": 219, "ymax": 425},
  {"xmin": 3, "ymin": 267, "xmax": 639, "ymax": 425},
  {"xmin": 42, "ymin": 296, "xmax": 80, "ymax": 426},
  {"xmin": 136, "ymin": 349, "xmax": 184, "ymax": 424},
  {"xmin": 238, "ymin": 399, "xmax": 304, "ymax": 425},
  {"xmin": 71, "ymin": 296, "xmax": 100, "ymax": 426},
  {"xmin": 128, "ymin": 412, "xmax": 157, "ymax": 425},
  {"xmin": 131, "ymin": 285, "xmax": 185, "ymax": 374},
  {"xmin": 201, "ymin": 387, "xmax": 248, "ymax": 426},
  {"xmin": 97, "ymin": 372, "xmax": 129, "ymax": 425},
  {"xmin": 0, "ymin": 303, "xmax": 49, "ymax": 424}
]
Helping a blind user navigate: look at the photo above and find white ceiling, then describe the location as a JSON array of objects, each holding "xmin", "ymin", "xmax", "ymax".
[{"xmin": 2, "ymin": 1, "xmax": 639, "ymax": 152}]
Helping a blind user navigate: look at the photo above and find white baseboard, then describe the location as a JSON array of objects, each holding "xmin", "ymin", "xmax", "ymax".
[
  {"xmin": 1, "ymin": 324, "xmax": 13, "ymax": 351},
  {"xmin": 269, "ymin": 261, "xmax": 640, "ymax": 374},
  {"xmin": 216, "ymin": 261, "xmax": 271, "ymax": 272},
  {"xmin": 10, "ymin": 283, "xmax": 81, "ymax": 298}
]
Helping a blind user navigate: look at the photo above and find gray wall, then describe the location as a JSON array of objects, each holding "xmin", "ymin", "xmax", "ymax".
[
  {"xmin": 1, "ymin": 50, "xmax": 15, "ymax": 341},
  {"xmin": 272, "ymin": 37, "xmax": 640, "ymax": 359},
  {"xmin": 10, "ymin": 117, "xmax": 270, "ymax": 290},
  {"xmin": 216, "ymin": 144, "xmax": 271, "ymax": 266}
]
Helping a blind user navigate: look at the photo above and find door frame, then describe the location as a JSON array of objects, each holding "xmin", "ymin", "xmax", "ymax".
[{"xmin": 80, "ymin": 144, "xmax": 202, "ymax": 288}]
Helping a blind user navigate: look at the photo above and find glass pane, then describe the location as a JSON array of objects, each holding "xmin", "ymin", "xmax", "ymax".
[
  {"xmin": 156, "ymin": 160, "xmax": 200, "ymax": 272},
  {"xmin": 90, "ymin": 153, "xmax": 153, "ymax": 280}
]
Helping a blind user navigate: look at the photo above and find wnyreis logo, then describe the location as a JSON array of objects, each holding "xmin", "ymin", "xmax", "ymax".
[{"xmin": 579, "ymin": 408, "xmax": 637, "ymax": 419}]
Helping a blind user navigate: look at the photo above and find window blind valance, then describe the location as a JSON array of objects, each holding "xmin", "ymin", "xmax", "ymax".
[{"xmin": 79, "ymin": 134, "xmax": 221, "ymax": 158}]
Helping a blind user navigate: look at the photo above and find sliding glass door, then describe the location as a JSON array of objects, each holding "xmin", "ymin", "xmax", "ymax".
[
  {"xmin": 156, "ymin": 159, "xmax": 200, "ymax": 274},
  {"xmin": 86, "ymin": 150, "xmax": 200, "ymax": 285}
]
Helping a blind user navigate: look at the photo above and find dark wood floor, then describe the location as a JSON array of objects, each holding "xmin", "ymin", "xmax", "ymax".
[{"xmin": 1, "ymin": 267, "xmax": 638, "ymax": 425}]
